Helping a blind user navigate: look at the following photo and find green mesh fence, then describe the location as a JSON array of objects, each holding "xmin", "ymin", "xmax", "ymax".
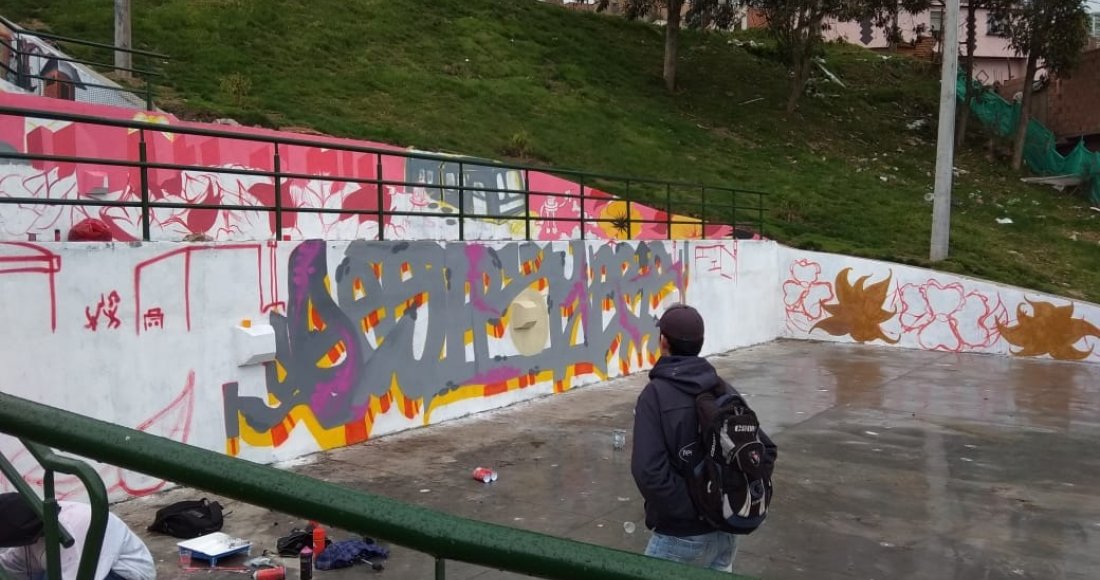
[{"xmin": 959, "ymin": 76, "xmax": 1100, "ymax": 205}]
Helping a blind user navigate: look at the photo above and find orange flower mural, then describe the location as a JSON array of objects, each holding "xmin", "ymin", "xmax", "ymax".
[
  {"xmin": 596, "ymin": 200, "xmax": 642, "ymax": 240},
  {"xmin": 997, "ymin": 300, "xmax": 1100, "ymax": 361},
  {"xmin": 811, "ymin": 268, "xmax": 899, "ymax": 344}
]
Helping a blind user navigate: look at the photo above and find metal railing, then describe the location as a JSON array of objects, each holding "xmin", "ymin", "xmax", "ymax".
[
  {"xmin": 0, "ymin": 15, "xmax": 167, "ymax": 110},
  {"xmin": 0, "ymin": 439, "xmax": 108, "ymax": 580},
  {"xmin": 0, "ymin": 392, "xmax": 752, "ymax": 580},
  {"xmin": 0, "ymin": 104, "xmax": 767, "ymax": 242}
]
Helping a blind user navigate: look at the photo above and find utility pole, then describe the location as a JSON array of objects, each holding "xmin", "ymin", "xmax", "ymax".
[
  {"xmin": 114, "ymin": 0, "xmax": 132, "ymax": 79},
  {"xmin": 930, "ymin": 0, "xmax": 960, "ymax": 262}
]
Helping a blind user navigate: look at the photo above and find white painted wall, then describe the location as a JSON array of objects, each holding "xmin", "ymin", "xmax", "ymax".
[
  {"xmin": 779, "ymin": 248, "xmax": 1100, "ymax": 363},
  {"xmin": 2, "ymin": 241, "xmax": 1096, "ymax": 503},
  {"xmin": 0, "ymin": 239, "xmax": 776, "ymax": 502}
]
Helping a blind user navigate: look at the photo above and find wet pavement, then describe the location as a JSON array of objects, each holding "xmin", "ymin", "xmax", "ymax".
[{"xmin": 109, "ymin": 340, "xmax": 1100, "ymax": 579}]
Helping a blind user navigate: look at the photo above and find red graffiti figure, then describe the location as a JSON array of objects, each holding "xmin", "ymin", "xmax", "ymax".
[
  {"xmin": 143, "ymin": 307, "xmax": 165, "ymax": 330},
  {"xmin": 85, "ymin": 291, "xmax": 122, "ymax": 331}
]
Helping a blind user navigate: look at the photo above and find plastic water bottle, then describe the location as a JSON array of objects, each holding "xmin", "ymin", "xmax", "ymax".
[{"xmin": 612, "ymin": 429, "xmax": 627, "ymax": 450}]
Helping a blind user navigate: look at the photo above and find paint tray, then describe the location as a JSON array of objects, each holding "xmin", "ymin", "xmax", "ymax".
[{"xmin": 177, "ymin": 532, "xmax": 252, "ymax": 567}]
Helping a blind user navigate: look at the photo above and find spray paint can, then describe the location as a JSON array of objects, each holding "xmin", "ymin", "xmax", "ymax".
[
  {"xmin": 472, "ymin": 467, "xmax": 498, "ymax": 483},
  {"xmin": 310, "ymin": 521, "xmax": 326, "ymax": 556},
  {"xmin": 253, "ymin": 567, "xmax": 286, "ymax": 580},
  {"xmin": 299, "ymin": 547, "xmax": 313, "ymax": 580}
]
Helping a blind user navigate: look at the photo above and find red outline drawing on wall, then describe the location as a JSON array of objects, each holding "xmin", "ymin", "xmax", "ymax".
[
  {"xmin": 0, "ymin": 242, "xmax": 61, "ymax": 331},
  {"xmin": 3, "ymin": 371, "xmax": 195, "ymax": 499},
  {"xmin": 895, "ymin": 280, "xmax": 1007, "ymax": 352},
  {"xmin": 133, "ymin": 244, "xmax": 280, "ymax": 334},
  {"xmin": 693, "ymin": 243, "xmax": 738, "ymax": 280},
  {"xmin": 782, "ymin": 259, "xmax": 835, "ymax": 333}
]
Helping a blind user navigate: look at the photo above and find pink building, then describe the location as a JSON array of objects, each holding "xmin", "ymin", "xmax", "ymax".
[{"xmin": 825, "ymin": 4, "xmax": 1026, "ymax": 85}]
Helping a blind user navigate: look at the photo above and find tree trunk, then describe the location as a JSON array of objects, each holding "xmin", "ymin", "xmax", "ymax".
[
  {"xmin": 889, "ymin": 10, "xmax": 900, "ymax": 52},
  {"xmin": 955, "ymin": 2, "xmax": 978, "ymax": 148},
  {"xmin": 663, "ymin": 0, "xmax": 683, "ymax": 92},
  {"xmin": 1011, "ymin": 52, "xmax": 1038, "ymax": 171},
  {"xmin": 786, "ymin": 13, "xmax": 821, "ymax": 113},
  {"xmin": 787, "ymin": 52, "xmax": 809, "ymax": 113}
]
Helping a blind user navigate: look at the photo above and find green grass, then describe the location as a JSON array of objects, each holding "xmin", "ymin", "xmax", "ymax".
[{"xmin": 6, "ymin": 0, "xmax": 1099, "ymax": 301}]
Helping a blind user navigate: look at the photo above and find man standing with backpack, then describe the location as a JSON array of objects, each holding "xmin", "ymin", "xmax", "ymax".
[{"xmin": 631, "ymin": 303, "xmax": 778, "ymax": 572}]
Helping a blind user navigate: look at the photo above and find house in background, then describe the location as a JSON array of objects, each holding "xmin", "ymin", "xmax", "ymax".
[{"xmin": 825, "ymin": 2, "xmax": 1026, "ymax": 85}]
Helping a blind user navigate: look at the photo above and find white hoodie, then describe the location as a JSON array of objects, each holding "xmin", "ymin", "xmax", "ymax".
[{"xmin": 0, "ymin": 501, "xmax": 155, "ymax": 580}]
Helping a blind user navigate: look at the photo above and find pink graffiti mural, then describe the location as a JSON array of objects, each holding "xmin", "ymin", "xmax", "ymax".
[
  {"xmin": 1, "ymin": 371, "xmax": 195, "ymax": 499},
  {"xmin": 0, "ymin": 93, "xmax": 732, "ymax": 242}
]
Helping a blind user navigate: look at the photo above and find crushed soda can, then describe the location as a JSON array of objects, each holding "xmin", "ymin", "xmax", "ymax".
[
  {"xmin": 472, "ymin": 467, "xmax": 498, "ymax": 483},
  {"xmin": 253, "ymin": 567, "xmax": 286, "ymax": 580}
]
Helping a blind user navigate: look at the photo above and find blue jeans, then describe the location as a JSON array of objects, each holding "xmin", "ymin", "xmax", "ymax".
[{"xmin": 645, "ymin": 530, "xmax": 738, "ymax": 572}]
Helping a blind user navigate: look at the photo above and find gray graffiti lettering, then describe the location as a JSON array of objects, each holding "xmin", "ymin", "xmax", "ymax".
[{"xmin": 223, "ymin": 240, "xmax": 686, "ymax": 441}]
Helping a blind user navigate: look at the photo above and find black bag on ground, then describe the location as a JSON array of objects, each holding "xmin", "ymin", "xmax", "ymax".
[
  {"xmin": 686, "ymin": 383, "xmax": 776, "ymax": 535},
  {"xmin": 276, "ymin": 528, "xmax": 312, "ymax": 556},
  {"xmin": 147, "ymin": 499, "xmax": 224, "ymax": 538},
  {"xmin": 0, "ymin": 493, "xmax": 44, "ymax": 547}
]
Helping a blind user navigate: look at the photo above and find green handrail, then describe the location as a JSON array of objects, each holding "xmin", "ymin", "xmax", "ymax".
[
  {"xmin": 0, "ymin": 392, "xmax": 752, "ymax": 580},
  {"xmin": 0, "ymin": 440, "xmax": 109, "ymax": 580}
]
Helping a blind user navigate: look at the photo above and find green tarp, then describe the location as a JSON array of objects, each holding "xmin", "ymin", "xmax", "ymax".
[{"xmin": 959, "ymin": 76, "xmax": 1100, "ymax": 205}]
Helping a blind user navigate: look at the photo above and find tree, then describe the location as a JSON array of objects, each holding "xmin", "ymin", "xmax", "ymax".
[
  {"xmin": 747, "ymin": 0, "xmax": 928, "ymax": 112},
  {"xmin": 956, "ymin": 0, "xmax": 984, "ymax": 148},
  {"xmin": 597, "ymin": 0, "xmax": 737, "ymax": 91},
  {"xmin": 999, "ymin": 0, "xmax": 1090, "ymax": 170}
]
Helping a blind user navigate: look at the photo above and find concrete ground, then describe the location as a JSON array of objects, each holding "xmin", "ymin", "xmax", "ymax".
[{"xmin": 109, "ymin": 340, "xmax": 1100, "ymax": 580}]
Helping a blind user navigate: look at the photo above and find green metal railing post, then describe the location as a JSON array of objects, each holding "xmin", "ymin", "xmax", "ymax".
[
  {"xmin": 700, "ymin": 186, "xmax": 707, "ymax": 240},
  {"xmin": 145, "ymin": 77, "xmax": 154, "ymax": 111},
  {"xmin": 376, "ymin": 153, "xmax": 385, "ymax": 241},
  {"xmin": 523, "ymin": 169, "xmax": 532, "ymax": 241},
  {"xmin": 625, "ymin": 180, "xmax": 632, "ymax": 241},
  {"xmin": 14, "ymin": 40, "xmax": 26, "ymax": 90},
  {"xmin": 273, "ymin": 143, "xmax": 283, "ymax": 241},
  {"xmin": 578, "ymin": 176, "xmax": 586, "ymax": 241},
  {"xmin": 665, "ymin": 183, "xmax": 672, "ymax": 240},
  {"xmin": 458, "ymin": 162, "xmax": 466, "ymax": 241},
  {"xmin": 138, "ymin": 129, "xmax": 150, "ymax": 241},
  {"xmin": 42, "ymin": 476, "xmax": 62, "ymax": 580},
  {"xmin": 731, "ymin": 190, "xmax": 738, "ymax": 238},
  {"xmin": 757, "ymin": 192, "xmax": 764, "ymax": 236},
  {"xmin": 435, "ymin": 557, "xmax": 446, "ymax": 580},
  {"xmin": 18, "ymin": 441, "xmax": 109, "ymax": 580}
]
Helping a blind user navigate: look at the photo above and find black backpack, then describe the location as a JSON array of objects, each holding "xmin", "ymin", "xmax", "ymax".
[
  {"xmin": 148, "ymin": 499, "xmax": 224, "ymax": 538},
  {"xmin": 0, "ymin": 493, "xmax": 44, "ymax": 547},
  {"xmin": 687, "ymin": 384, "xmax": 775, "ymax": 535}
]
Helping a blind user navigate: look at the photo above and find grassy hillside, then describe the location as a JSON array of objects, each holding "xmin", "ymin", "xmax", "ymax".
[{"xmin": 5, "ymin": 0, "xmax": 1098, "ymax": 301}]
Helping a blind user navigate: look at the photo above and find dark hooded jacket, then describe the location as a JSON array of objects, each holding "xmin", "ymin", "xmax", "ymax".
[{"xmin": 631, "ymin": 355, "xmax": 777, "ymax": 536}]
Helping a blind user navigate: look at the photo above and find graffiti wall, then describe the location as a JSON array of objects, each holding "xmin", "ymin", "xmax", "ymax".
[
  {"xmin": 0, "ymin": 93, "xmax": 731, "ymax": 243},
  {"xmin": 781, "ymin": 249, "xmax": 1100, "ymax": 363},
  {"xmin": 0, "ymin": 24, "xmax": 146, "ymax": 109},
  {"xmin": 0, "ymin": 238, "xmax": 778, "ymax": 501}
]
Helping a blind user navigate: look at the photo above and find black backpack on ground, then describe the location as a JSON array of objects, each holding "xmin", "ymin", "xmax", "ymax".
[
  {"xmin": 686, "ymin": 383, "xmax": 775, "ymax": 535},
  {"xmin": 147, "ymin": 499, "xmax": 224, "ymax": 538},
  {"xmin": 0, "ymin": 493, "xmax": 44, "ymax": 547}
]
